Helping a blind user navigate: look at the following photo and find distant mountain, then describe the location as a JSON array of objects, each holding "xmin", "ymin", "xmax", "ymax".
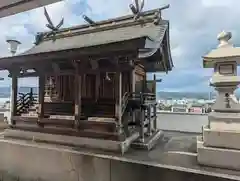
[
  {"xmin": 0, "ymin": 87, "xmax": 238, "ymax": 100},
  {"xmin": 157, "ymin": 91, "xmax": 217, "ymax": 100}
]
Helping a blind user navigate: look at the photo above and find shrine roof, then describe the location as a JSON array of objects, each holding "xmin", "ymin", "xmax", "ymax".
[
  {"xmin": 0, "ymin": 8, "xmax": 173, "ymax": 72},
  {"xmin": 22, "ymin": 19, "xmax": 168, "ymax": 56}
]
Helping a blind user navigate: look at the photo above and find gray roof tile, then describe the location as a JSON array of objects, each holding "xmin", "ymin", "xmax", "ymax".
[{"xmin": 22, "ymin": 21, "xmax": 167, "ymax": 56}]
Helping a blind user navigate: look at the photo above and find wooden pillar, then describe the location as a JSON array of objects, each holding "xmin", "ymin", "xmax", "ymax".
[
  {"xmin": 118, "ymin": 72, "xmax": 122, "ymax": 122},
  {"xmin": 115, "ymin": 73, "xmax": 119, "ymax": 118},
  {"xmin": 10, "ymin": 73, "xmax": 18, "ymax": 125},
  {"xmin": 131, "ymin": 68, "xmax": 136, "ymax": 124},
  {"xmin": 37, "ymin": 74, "xmax": 45, "ymax": 126},
  {"xmin": 139, "ymin": 92, "xmax": 145, "ymax": 142},
  {"xmin": 147, "ymin": 106, "xmax": 152, "ymax": 136},
  {"xmin": 74, "ymin": 67, "xmax": 82, "ymax": 129},
  {"xmin": 95, "ymin": 73, "xmax": 100, "ymax": 101},
  {"xmin": 153, "ymin": 74, "xmax": 157, "ymax": 130},
  {"xmin": 153, "ymin": 74, "xmax": 157, "ymax": 97},
  {"xmin": 131, "ymin": 68, "xmax": 136, "ymax": 93},
  {"xmin": 142, "ymin": 72, "xmax": 146, "ymax": 93},
  {"xmin": 153, "ymin": 105, "xmax": 157, "ymax": 130},
  {"xmin": 115, "ymin": 71, "xmax": 123, "ymax": 135}
]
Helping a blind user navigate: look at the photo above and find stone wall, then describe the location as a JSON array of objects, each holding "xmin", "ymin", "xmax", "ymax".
[
  {"xmin": 0, "ymin": 140, "xmax": 232, "ymax": 181},
  {"xmin": 157, "ymin": 112, "xmax": 208, "ymax": 133}
]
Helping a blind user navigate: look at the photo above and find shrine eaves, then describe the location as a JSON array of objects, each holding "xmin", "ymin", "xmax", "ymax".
[{"xmin": 0, "ymin": 0, "xmax": 62, "ymax": 18}]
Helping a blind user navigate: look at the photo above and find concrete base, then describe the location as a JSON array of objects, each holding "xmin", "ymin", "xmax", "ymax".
[
  {"xmin": 203, "ymin": 127, "xmax": 240, "ymax": 149},
  {"xmin": 208, "ymin": 112, "xmax": 240, "ymax": 131},
  {"xmin": 197, "ymin": 126, "xmax": 240, "ymax": 170},
  {"xmin": 3, "ymin": 129, "xmax": 139, "ymax": 154},
  {"xmin": 131, "ymin": 130, "xmax": 163, "ymax": 150},
  {"xmin": 197, "ymin": 136, "xmax": 240, "ymax": 170},
  {"xmin": 0, "ymin": 137, "xmax": 223, "ymax": 181},
  {"xmin": 0, "ymin": 132, "xmax": 237, "ymax": 180}
]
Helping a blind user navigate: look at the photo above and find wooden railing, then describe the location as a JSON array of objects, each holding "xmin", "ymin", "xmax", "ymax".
[
  {"xmin": 121, "ymin": 92, "xmax": 129, "ymax": 117},
  {"xmin": 131, "ymin": 92, "xmax": 156, "ymax": 104},
  {"xmin": 16, "ymin": 89, "xmax": 38, "ymax": 115},
  {"xmin": 131, "ymin": 92, "xmax": 157, "ymax": 142},
  {"xmin": 120, "ymin": 92, "xmax": 156, "ymax": 117}
]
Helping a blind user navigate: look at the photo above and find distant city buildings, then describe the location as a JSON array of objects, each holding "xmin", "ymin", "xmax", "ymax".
[{"xmin": 157, "ymin": 96, "xmax": 216, "ymax": 114}]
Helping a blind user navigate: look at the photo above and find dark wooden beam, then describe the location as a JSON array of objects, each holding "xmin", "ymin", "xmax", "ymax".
[
  {"xmin": 9, "ymin": 70, "xmax": 76, "ymax": 78},
  {"xmin": 74, "ymin": 66, "xmax": 82, "ymax": 129},
  {"xmin": 37, "ymin": 74, "xmax": 45, "ymax": 127},
  {"xmin": 108, "ymin": 56, "xmax": 119, "ymax": 66},
  {"xmin": 0, "ymin": 0, "xmax": 33, "ymax": 12},
  {"xmin": 9, "ymin": 65, "xmax": 133, "ymax": 78},
  {"xmin": 11, "ymin": 72, "xmax": 18, "ymax": 125},
  {"xmin": 71, "ymin": 60, "xmax": 79, "ymax": 69},
  {"xmin": 89, "ymin": 59, "xmax": 99, "ymax": 70},
  {"xmin": 10, "ymin": 124, "xmax": 120, "ymax": 141},
  {"xmin": 52, "ymin": 62, "xmax": 61, "ymax": 73},
  {"xmin": 8, "ymin": 66, "xmax": 20, "ymax": 77},
  {"xmin": 79, "ymin": 66, "xmax": 133, "ymax": 75},
  {"xmin": 0, "ymin": 40, "xmax": 139, "ymax": 68}
]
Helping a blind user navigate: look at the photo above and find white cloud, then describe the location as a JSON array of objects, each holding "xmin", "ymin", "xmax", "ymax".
[{"xmin": 201, "ymin": 0, "xmax": 239, "ymax": 7}]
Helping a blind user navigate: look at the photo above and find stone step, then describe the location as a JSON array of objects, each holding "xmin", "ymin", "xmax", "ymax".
[
  {"xmin": 203, "ymin": 126, "xmax": 240, "ymax": 150},
  {"xmin": 197, "ymin": 136, "xmax": 240, "ymax": 171}
]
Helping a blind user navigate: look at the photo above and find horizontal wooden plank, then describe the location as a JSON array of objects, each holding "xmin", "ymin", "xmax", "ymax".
[
  {"xmin": 11, "ymin": 125, "xmax": 120, "ymax": 141},
  {"xmin": 12, "ymin": 116, "xmax": 117, "ymax": 133}
]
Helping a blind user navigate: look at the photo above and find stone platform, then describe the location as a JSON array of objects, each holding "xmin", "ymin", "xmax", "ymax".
[
  {"xmin": 0, "ymin": 131, "xmax": 239, "ymax": 181},
  {"xmin": 3, "ymin": 129, "xmax": 139, "ymax": 154},
  {"xmin": 131, "ymin": 129, "xmax": 163, "ymax": 150},
  {"xmin": 197, "ymin": 126, "xmax": 240, "ymax": 170}
]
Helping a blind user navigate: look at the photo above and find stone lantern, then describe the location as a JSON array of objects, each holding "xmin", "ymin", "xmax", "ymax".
[{"xmin": 197, "ymin": 31, "xmax": 240, "ymax": 170}]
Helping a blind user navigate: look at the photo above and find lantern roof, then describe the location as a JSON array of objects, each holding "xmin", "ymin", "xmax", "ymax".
[{"xmin": 203, "ymin": 31, "xmax": 240, "ymax": 68}]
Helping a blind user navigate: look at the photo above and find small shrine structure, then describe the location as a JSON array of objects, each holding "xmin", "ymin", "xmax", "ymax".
[
  {"xmin": 197, "ymin": 31, "xmax": 240, "ymax": 170},
  {"xmin": 0, "ymin": 5, "xmax": 173, "ymax": 154}
]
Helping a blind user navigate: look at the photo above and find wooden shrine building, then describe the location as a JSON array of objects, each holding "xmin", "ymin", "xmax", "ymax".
[{"xmin": 0, "ymin": 7, "xmax": 173, "ymax": 153}]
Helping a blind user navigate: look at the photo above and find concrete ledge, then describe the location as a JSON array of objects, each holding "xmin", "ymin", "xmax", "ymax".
[
  {"xmin": 0, "ymin": 138, "xmax": 237, "ymax": 181},
  {"xmin": 210, "ymin": 121, "xmax": 240, "ymax": 132},
  {"xmin": 203, "ymin": 127, "xmax": 240, "ymax": 149},
  {"xmin": 197, "ymin": 136, "xmax": 240, "ymax": 171},
  {"xmin": 3, "ymin": 129, "xmax": 139, "ymax": 154},
  {"xmin": 208, "ymin": 112, "xmax": 240, "ymax": 131},
  {"xmin": 131, "ymin": 130, "xmax": 163, "ymax": 150}
]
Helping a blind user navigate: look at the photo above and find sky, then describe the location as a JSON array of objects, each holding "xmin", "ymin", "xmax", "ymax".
[{"xmin": 0, "ymin": 0, "xmax": 239, "ymax": 92}]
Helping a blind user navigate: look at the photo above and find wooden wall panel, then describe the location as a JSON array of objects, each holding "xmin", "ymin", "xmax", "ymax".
[
  {"xmin": 134, "ymin": 64, "xmax": 146, "ymax": 93},
  {"xmin": 81, "ymin": 74, "xmax": 96, "ymax": 99},
  {"xmin": 122, "ymin": 72, "xmax": 131, "ymax": 95},
  {"xmin": 99, "ymin": 73, "xmax": 116, "ymax": 100},
  {"xmin": 44, "ymin": 75, "xmax": 75, "ymax": 102}
]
